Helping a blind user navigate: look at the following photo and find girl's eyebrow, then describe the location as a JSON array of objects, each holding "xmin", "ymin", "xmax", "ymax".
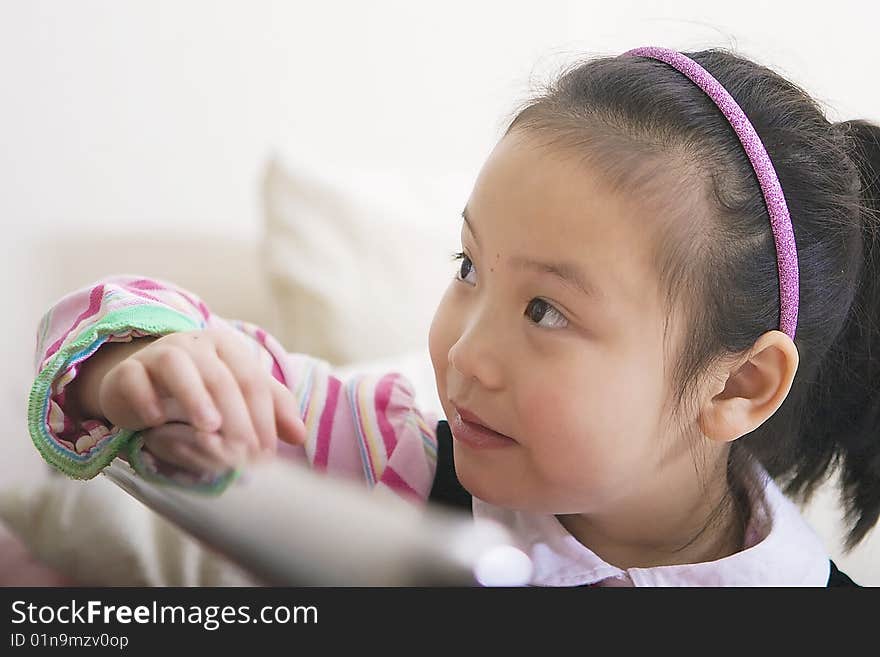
[
  {"xmin": 461, "ymin": 206, "xmax": 603, "ymax": 301},
  {"xmin": 461, "ymin": 206, "xmax": 479, "ymax": 241}
]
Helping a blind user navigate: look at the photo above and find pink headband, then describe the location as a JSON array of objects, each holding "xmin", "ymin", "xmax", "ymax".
[{"xmin": 623, "ymin": 47, "xmax": 799, "ymax": 339}]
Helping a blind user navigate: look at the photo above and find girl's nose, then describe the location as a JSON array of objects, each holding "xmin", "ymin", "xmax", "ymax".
[{"xmin": 447, "ymin": 317, "xmax": 505, "ymax": 391}]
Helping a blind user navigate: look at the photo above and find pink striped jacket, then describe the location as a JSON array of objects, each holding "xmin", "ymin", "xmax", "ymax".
[{"xmin": 28, "ymin": 275, "xmax": 440, "ymax": 498}]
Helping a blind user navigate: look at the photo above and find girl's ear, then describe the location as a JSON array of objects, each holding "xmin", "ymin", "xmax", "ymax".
[{"xmin": 698, "ymin": 330, "xmax": 799, "ymax": 443}]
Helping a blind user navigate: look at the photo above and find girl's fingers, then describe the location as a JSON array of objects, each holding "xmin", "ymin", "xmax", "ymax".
[
  {"xmin": 215, "ymin": 338, "xmax": 278, "ymax": 455},
  {"xmin": 133, "ymin": 330, "xmax": 298, "ymax": 469},
  {"xmin": 191, "ymin": 429, "xmax": 239, "ymax": 467},
  {"xmin": 165, "ymin": 441, "xmax": 229, "ymax": 477},
  {"xmin": 141, "ymin": 423, "xmax": 229, "ymax": 476},
  {"xmin": 271, "ymin": 378, "xmax": 307, "ymax": 446},
  {"xmin": 200, "ymin": 357, "xmax": 262, "ymax": 458},
  {"xmin": 157, "ymin": 397, "xmax": 189, "ymax": 424},
  {"xmin": 103, "ymin": 358, "xmax": 164, "ymax": 428},
  {"xmin": 140, "ymin": 427, "xmax": 179, "ymax": 463},
  {"xmin": 142, "ymin": 347, "xmax": 221, "ymax": 433}
]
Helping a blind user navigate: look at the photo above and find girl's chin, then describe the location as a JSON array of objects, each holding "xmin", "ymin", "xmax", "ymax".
[{"xmin": 453, "ymin": 460, "xmax": 528, "ymax": 508}]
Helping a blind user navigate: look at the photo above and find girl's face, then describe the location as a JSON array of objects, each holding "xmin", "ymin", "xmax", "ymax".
[{"xmin": 429, "ymin": 130, "xmax": 693, "ymax": 515}]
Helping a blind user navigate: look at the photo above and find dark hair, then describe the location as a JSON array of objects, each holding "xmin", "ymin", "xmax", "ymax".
[{"xmin": 503, "ymin": 49, "xmax": 880, "ymax": 550}]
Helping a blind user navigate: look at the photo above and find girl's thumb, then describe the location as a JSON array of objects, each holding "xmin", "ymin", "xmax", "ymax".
[{"xmin": 272, "ymin": 381, "xmax": 307, "ymax": 446}]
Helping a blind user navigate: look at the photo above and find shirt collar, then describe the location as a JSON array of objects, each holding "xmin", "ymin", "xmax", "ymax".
[{"xmin": 472, "ymin": 465, "xmax": 830, "ymax": 586}]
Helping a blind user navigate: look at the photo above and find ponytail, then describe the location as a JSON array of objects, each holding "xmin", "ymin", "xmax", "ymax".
[{"xmin": 799, "ymin": 120, "xmax": 880, "ymax": 549}]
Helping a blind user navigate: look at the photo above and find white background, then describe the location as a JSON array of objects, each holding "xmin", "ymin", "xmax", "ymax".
[{"xmin": 2, "ymin": 0, "xmax": 877, "ymax": 244}]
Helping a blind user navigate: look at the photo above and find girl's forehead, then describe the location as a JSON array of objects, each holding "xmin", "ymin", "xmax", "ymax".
[{"xmin": 468, "ymin": 134, "xmax": 662, "ymax": 309}]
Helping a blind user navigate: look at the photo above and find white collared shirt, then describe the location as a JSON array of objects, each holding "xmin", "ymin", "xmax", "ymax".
[{"xmin": 472, "ymin": 465, "xmax": 831, "ymax": 587}]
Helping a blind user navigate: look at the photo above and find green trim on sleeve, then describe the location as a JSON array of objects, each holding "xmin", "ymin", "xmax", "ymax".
[{"xmin": 27, "ymin": 305, "xmax": 201, "ymax": 481}]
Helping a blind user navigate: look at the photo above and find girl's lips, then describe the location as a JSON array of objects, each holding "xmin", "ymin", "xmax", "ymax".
[{"xmin": 450, "ymin": 411, "xmax": 516, "ymax": 449}]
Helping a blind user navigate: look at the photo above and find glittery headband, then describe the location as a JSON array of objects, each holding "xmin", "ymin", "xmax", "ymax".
[{"xmin": 623, "ymin": 47, "xmax": 799, "ymax": 339}]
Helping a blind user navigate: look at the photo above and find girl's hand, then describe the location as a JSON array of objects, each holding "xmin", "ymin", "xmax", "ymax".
[{"xmin": 97, "ymin": 328, "xmax": 306, "ymax": 475}]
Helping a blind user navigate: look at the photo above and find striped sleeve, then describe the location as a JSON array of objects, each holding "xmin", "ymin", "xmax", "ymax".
[
  {"xmin": 29, "ymin": 275, "xmax": 287, "ymax": 491},
  {"xmin": 29, "ymin": 274, "xmax": 440, "ymax": 501},
  {"xmin": 279, "ymin": 353, "xmax": 440, "ymax": 502}
]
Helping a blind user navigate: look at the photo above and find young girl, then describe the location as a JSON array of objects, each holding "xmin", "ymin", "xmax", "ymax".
[{"xmin": 28, "ymin": 47, "xmax": 879, "ymax": 586}]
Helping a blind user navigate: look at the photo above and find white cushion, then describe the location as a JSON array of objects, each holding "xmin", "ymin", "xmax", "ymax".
[
  {"xmin": 261, "ymin": 155, "xmax": 465, "ymax": 366},
  {"xmin": 0, "ymin": 475, "xmax": 257, "ymax": 586}
]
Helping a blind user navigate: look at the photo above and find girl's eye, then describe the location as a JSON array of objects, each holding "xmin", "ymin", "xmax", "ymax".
[
  {"xmin": 451, "ymin": 252, "xmax": 569, "ymax": 330},
  {"xmin": 452, "ymin": 251, "xmax": 477, "ymax": 285},
  {"xmin": 525, "ymin": 298, "xmax": 569, "ymax": 329}
]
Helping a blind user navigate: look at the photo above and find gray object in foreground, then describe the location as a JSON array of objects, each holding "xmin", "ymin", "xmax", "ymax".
[{"xmin": 102, "ymin": 458, "xmax": 533, "ymax": 586}]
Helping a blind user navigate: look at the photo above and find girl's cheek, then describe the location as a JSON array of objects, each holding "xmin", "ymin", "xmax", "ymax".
[
  {"xmin": 520, "ymin": 372, "xmax": 611, "ymax": 456},
  {"xmin": 428, "ymin": 287, "xmax": 457, "ymax": 383},
  {"xmin": 521, "ymin": 385, "xmax": 571, "ymax": 434}
]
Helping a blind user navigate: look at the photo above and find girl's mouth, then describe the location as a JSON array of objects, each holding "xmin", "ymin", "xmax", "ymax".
[{"xmin": 450, "ymin": 410, "xmax": 517, "ymax": 449}]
